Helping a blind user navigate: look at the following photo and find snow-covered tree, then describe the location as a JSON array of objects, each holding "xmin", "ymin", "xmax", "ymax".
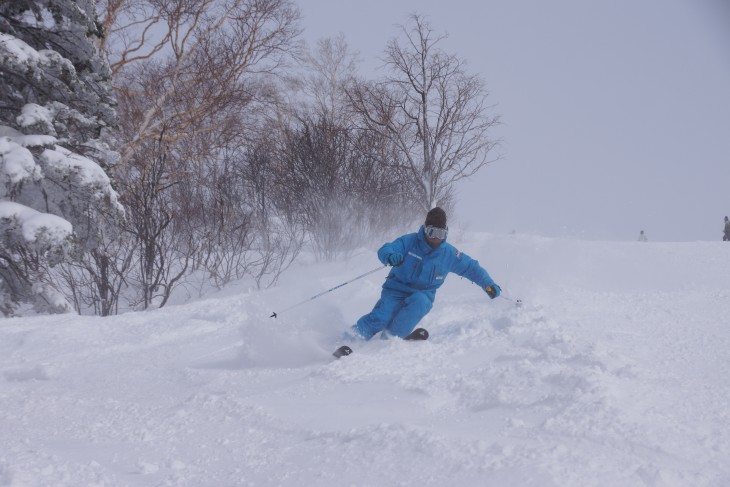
[{"xmin": 0, "ymin": 0, "xmax": 124, "ymax": 315}]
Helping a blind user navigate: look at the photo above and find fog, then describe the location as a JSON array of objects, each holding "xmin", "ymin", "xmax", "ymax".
[{"xmin": 299, "ymin": 0, "xmax": 730, "ymax": 241}]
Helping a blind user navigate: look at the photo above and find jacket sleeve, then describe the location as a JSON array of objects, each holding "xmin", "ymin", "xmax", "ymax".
[
  {"xmin": 449, "ymin": 248, "xmax": 495, "ymax": 289},
  {"xmin": 377, "ymin": 234, "xmax": 410, "ymax": 265}
]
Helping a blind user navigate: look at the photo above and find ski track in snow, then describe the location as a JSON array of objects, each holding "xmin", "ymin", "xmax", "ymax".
[{"xmin": 1, "ymin": 234, "xmax": 729, "ymax": 486}]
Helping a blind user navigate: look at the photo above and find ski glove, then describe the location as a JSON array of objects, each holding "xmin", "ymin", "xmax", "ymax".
[
  {"xmin": 485, "ymin": 284, "xmax": 501, "ymax": 299},
  {"xmin": 386, "ymin": 253, "xmax": 404, "ymax": 266}
]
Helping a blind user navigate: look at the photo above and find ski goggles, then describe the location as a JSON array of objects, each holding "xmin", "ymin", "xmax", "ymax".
[{"xmin": 424, "ymin": 225, "xmax": 448, "ymax": 240}]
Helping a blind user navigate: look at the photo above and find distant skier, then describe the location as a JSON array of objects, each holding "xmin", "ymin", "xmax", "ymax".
[
  {"xmin": 638, "ymin": 230, "xmax": 648, "ymax": 242},
  {"xmin": 334, "ymin": 207, "xmax": 501, "ymax": 357},
  {"xmin": 724, "ymin": 216, "xmax": 730, "ymax": 242}
]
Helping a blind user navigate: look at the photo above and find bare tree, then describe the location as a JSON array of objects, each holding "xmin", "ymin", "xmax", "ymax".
[
  {"xmin": 100, "ymin": 0, "xmax": 302, "ymax": 164},
  {"xmin": 275, "ymin": 116, "xmax": 353, "ymax": 260},
  {"xmin": 273, "ymin": 36, "xmax": 417, "ymax": 260},
  {"xmin": 62, "ymin": 0, "xmax": 304, "ymax": 312},
  {"xmin": 348, "ymin": 14, "xmax": 501, "ymax": 212},
  {"xmin": 239, "ymin": 138, "xmax": 305, "ymax": 288},
  {"xmin": 119, "ymin": 131, "xmax": 189, "ymax": 309},
  {"xmin": 302, "ymin": 34, "xmax": 359, "ymax": 124},
  {"xmin": 274, "ymin": 112, "xmax": 419, "ymax": 260},
  {"xmin": 346, "ymin": 126, "xmax": 420, "ymax": 235},
  {"xmin": 54, "ymin": 237, "xmax": 135, "ymax": 316}
]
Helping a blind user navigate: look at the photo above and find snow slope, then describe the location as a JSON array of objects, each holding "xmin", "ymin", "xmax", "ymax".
[{"xmin": 1, "ymin": 233, "xmax": 729, "ymax": 486}]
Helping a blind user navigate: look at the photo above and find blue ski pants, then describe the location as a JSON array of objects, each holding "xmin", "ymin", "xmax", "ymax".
[{"xmin": 353, "ymin": 288, "xmax": 433, "ymax": 339}]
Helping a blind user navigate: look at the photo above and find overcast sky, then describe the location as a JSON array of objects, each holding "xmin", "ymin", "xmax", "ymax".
[{"xmin": 298, "ymin": 0, "xmax": 730, "ymax": 241}]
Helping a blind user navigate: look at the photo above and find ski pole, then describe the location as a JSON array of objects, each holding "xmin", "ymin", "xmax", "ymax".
[
  {"xmin": 486, "ymin": 285, "xmax": 522, "ymax": 307},
  {"xmin": 270, "ymin": 264, "xmax": 387, "ymax": 318},
  {"xmin": 501, "ymin": 295, "xmax": 523, "ymax": 307}
]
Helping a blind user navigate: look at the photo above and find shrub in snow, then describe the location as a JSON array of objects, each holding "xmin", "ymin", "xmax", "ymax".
[{"xmin": 0, "ymin": 0, "xmax": 123, "ymax": 315}]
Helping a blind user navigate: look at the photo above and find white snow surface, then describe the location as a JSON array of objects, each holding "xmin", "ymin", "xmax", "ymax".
[
  {"xmin": 0, "ymin": 33, "xmax": 40, "ymax": 64},
  {"xmin": 1, "ymin": 233, "xmax": 729, "ymax": 486},
  {"xmin": 16, "ymin": 104, "xmax": 53, "ymax": 130},
  {"xmin": 0, "ymin": 137, "xmax": 41, "ymax": 185},
  {"xmin": 40, "ymin": 146, "xmax": 112, "ymax": 186},
  {"xmin": 0, "ymin": 201, "xmax": 72, "ymax": 244}
]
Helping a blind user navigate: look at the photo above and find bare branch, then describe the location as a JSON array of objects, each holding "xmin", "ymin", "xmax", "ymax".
[{"xmin": 348, "ymin": 14, "xmax": 501, "ymax": 211}]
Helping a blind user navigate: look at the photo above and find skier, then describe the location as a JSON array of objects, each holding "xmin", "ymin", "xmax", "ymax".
[
  {"xmin": 724, "ymin": 216, "xmax": 730, "ymax": 242},
  {"xmin": 334, "ymin": 207, "xmax": 501, "ymax": 357},
  {"xmin": 638, "ymin": 230, "xmax": 648, "ymax": 242}
]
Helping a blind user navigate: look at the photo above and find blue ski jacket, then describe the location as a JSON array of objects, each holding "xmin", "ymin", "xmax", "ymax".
[{"xmin": 376, "ymin": 226, "xmax": 496, "ymax": 300}]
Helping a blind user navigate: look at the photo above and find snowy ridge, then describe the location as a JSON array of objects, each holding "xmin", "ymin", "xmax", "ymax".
[{"xmin": 1, "ymin": 233, "xmax": 729, "ymax": 486}]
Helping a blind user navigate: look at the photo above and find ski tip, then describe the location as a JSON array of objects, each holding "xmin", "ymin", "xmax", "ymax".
[{"xmin": 333, "ymin": 345, "xmax": 353, "ymax": 359}]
